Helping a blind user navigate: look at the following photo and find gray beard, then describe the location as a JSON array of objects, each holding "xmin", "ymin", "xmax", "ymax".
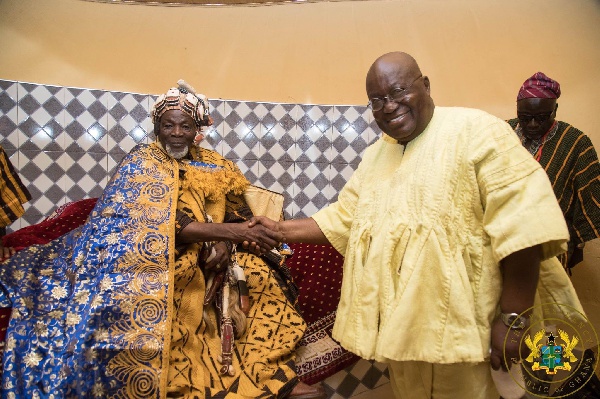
[{"xmin": 165, "ymin": 144, "xmax": 189, "ymax": 160}]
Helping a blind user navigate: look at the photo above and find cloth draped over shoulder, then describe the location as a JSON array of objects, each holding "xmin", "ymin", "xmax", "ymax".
[
  {"xmin": 0, "ymin": 145, "xmax": 31, "ymax": 231},
  {"xmin": 0, "ymin": 143, "xmax": 304, "ymax": 398},
  {"xmin": 312, "ymin": 107, "xmax": 583, "ymax": 364},
  {"xmin": 508, "ymin": 119, "xmax": 600, "ymax": 269}
]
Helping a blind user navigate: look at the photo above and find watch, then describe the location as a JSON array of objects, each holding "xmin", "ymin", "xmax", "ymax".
[{"xmin": 500, "ymin": 312, "xmax": 528, "ymax": 330}]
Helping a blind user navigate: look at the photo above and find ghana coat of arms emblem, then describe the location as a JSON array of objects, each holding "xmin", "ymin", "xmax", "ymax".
[{"xmin": 525, "ymin": 330, "xmax": 579, "ymax": 375}]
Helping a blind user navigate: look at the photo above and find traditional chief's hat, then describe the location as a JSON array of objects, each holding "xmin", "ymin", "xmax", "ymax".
[
  {"xmin": 151, "ymin": 80, "xmax": 212, "ymax": 128},
  {"xmin": 517, "ymin": 72, "xmax": 561, "ymax": 101}
]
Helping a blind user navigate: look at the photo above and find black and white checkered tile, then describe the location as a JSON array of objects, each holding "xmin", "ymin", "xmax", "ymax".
[
  {"xmin": 322, "ymin": 359, "xmax": 391, "ymax": 398},
  {"xmin": 1, "ymin": 78, "xmax": 388, "ymax": 397},
  {"xmin": 1, "ymin": 78, "xmax": 382, "ymax": 230},
  {"xmin": 2, "ymin": 80, "xmax": 384, "ymax": 243}
]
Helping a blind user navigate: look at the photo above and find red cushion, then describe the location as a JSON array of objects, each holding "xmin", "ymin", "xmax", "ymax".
[
  {"xmin": 286, "ymin": 243, "xmax": 360, "ymax": 384},
  {"xmin": 286, "ymin": 243, "xmax": 344, "ymax": 324}
]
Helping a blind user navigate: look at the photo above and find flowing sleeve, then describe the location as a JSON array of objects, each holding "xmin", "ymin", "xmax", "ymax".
[
  {"xmin": 311, "ymin": 163, "xmax": 363, "ymax": 256},
  {"xmin": 472, "ymin": 117, "xmax": 569, "ymax": 262}
]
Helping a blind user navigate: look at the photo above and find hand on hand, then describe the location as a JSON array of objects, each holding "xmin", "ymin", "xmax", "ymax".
[{"xmin": 242, "ymin": 216, "xmax": 282, "ymax": 254}]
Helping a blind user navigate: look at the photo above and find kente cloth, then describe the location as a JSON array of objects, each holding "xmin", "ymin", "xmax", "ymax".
[
  {"xmin": 0, "ymin": 142, "xmax": 305, "ymax": 398},
  {"xmin": 508, "ymin": 119, "xmax": 600, "ymax": 270},
  {"xmin": 286, "ymin": 243, "xmax": 359, "ymax": 385},
  {"xmin": 312, "ymin": 107, "xmax": 581, "ymax": 365},
  {"xmin": 517, "ymin": 71, "xmax": 561, "ymax": 100},
  {"xmin": 0, "ymin": 145, "xmax": 31, "ymax": 230}
]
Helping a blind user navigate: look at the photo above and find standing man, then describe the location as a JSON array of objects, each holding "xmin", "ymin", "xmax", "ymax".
[
  {"xmin": 508, "ymin": 72, "xmax": 600, "ymax": 272},
  {"xmin": 249, "ymin": 52, "xmax": 583, "ymax": 398},
  {"xmin": 0, "ymin": 145, "xmax": 31, "ymax": 260}
]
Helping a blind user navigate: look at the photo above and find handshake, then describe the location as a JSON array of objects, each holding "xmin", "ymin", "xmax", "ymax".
[{"xmin": 238, "ymin": 216, "xmax": 283, "ymax": 254}]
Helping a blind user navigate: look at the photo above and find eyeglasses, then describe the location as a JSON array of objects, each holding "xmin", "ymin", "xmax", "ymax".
[
  {"xmin": 368, "ymin": 75, "xmax": 423, "ymax": 112},
  {"xmin": 517, "ymin": 112, "xmax": 554, "ymax": 124}
]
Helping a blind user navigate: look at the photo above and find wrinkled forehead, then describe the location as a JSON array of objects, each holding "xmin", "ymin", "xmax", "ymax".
[{"xmin": 517, "ymin": 98, "xmax": 557, "ymax": 113}]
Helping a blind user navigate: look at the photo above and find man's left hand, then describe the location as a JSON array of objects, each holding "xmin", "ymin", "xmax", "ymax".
[
  {"xmin": 490, "ymin": 317, "xmax": 525, "ymax": 371},
  {"xmin": 204, "ymin": 242, "xmax": 230, "ymax": 272}
]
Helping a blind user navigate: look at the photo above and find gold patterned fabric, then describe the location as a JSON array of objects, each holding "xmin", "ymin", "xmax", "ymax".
[
  {"xmin": 168, "ymin": 250, "xmax": 306, "ymax": 398},
  {"xmin": 167, "ymin": 145, "xmax": 305, "ymax": 398},
  {"xmin": 0, "ymin": 142, "xmax": 305, "ymax": 398}
]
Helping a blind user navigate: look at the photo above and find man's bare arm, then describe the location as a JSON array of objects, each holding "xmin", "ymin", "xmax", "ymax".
[
  {"xmin": 248, "ymin": 216, "xmax": 329, "ymax": 245},
  {"xmin": 490, "ymin": 244, "xmax": 541, "ymax": 371},
  {"xmin": 178, "ymin": 221, "xmax": 283, "ymax": 252}
]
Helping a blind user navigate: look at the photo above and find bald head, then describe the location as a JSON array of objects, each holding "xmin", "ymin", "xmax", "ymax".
[
  {"xmin": 366, "ymin": 52, "xmax": 434, "ymax": 144},
  {"xmin": 366, "ymin": 52, "xmax": 422, "ymax": 87}
]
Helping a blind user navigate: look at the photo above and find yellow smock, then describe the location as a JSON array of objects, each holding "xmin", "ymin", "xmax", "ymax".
[{"xmin": 312, "ymin": 107, "xmax": 574, "ymax": 364}]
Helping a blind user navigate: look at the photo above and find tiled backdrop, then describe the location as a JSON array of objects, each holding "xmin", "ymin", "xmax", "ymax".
[{"xmin": 0, "ymin": 79, "xmax": 391, "ymax": 398}]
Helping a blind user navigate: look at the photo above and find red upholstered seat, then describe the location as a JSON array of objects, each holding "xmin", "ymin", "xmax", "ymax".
[
  {"xmin": 2, "ymin": 198, "xmax": 98, "ymax": 251},
  {"xmin": 286, "ymin": 243, "xmax": 345, "ymax": 324},
  {"xmin": 286, "ymin": 243, "xmax": 359, "ymax": 384}
]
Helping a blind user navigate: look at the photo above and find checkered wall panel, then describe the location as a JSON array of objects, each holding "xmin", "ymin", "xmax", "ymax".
[
  {"xmin": 0, "ymin": 79, "xmax": 388, "ymax": 397},
  {"xmin": 2, "ymin": 79, "xmax": 381, "ymax": 229}
]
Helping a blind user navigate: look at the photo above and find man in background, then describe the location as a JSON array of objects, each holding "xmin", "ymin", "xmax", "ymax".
[
  {"xmin": 508, "ymin": 72, "xmax": 600, "ymax": 398},
  {"xmin": 0, "ymin": 144, "xmax": 31, "ymax": 260},
  {"xmin": 508, "ymin": 72, "xmax": 600, "ymax": 273}
]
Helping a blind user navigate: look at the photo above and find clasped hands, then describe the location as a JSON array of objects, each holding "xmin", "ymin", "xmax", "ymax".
[{"xmin": 241, "ymin": 216, "xmax": 281, "ymax": 255}]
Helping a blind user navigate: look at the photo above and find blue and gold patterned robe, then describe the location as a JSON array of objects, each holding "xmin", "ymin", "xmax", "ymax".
[{"xmin": 0, "ymin": 143, "xmax": 304, "ymax": 398}]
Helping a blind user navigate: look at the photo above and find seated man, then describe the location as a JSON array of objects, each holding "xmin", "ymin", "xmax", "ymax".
[
  {"xmin": 0, "ymin": 81, "xmax": 324, "ymax": 399},
  {"xmin": 507, "ymin": 72, "xmax": 600, "ymax": 272},
  {"xmin": 0, "ymin": 144, "xmax": 31, "ymax": 260}
]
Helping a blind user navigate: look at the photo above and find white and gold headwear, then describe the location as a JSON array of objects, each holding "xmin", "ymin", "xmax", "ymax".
[{"xmin": 151, "ymin": 80, "xmax": 213, "ymax": 128}]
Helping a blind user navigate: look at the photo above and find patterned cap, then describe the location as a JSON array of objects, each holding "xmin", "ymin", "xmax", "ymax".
[
  {"xmin": 517, "ymin": 72, "xmax": 561, "ymax": 101},
  {"xmin": 151, "ymin": 80, "xmax": 212, "ymax": 128}
]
